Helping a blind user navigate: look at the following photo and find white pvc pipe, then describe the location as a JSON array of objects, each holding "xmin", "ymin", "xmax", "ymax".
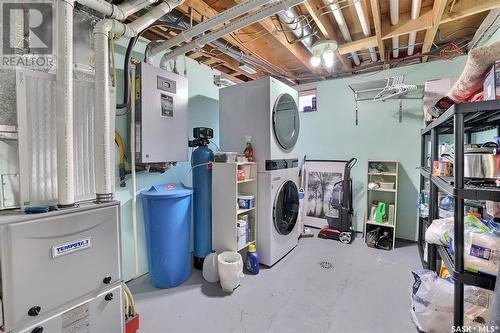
[
  {"xmin": 56, "ymin": 0, "xmax": 75, "ymax": 206},
  {"xmin": 94, "ymin": 0, "xmax": 183, "ymax": 201},
  {"xmin": 160, "ymin": 0, "xmax": 305, "ymax": 62},
  {"xmin": 353, "ymin": 0, "xmax": 376, "ymax": 61},
  {"xmin": 130, "ymin": 65, "xmax": 139, "ymax": 276},
  {"xmin": 53, "ymin": 0, "xmax": 164, "ymax": 206},
  {"xmin": 407, "ymin": 0, "xmax": 421, "ymax": 55},
  {"xmin": 150, "ymin": 0, "xmax": 271, "ymax": 56},
  {"xmin": 119, "ymin": 0, "xmax": 158, "ymax": 19},
  {"xmin": 78, "ymin": 0, "xmax": 157, "ymax": 20},
  {"xmin": 389, "ymin": 0, "xmax": 399, "ymax": 58},
  {"xmin": 128, "ymin": 1, "xmax": 176, "ymax": 34},
  {"xmin": 328, "ymin": 1, "xmax": 360, "ymax": 65}
]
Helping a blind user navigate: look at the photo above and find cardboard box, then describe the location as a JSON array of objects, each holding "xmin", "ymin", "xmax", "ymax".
[
  {"xmin": 483, "ymin": 60, "xmax": 500, "ymax": 101},
  {"xmin": 423, "ymin": 77, "xmax": 457, "ymax": 122}
]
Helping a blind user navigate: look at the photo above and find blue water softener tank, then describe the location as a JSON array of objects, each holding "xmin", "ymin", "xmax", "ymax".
[{"xmin": 190, "ymin": 127, "xmax": 214, "ymax": 270}]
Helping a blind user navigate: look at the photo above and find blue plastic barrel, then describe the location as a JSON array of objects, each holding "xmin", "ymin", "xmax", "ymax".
[{"xmin": 141, "ymin": 182, "xmax": 192, "ymax": 288}]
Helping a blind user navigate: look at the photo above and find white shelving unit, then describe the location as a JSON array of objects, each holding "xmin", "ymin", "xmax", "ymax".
[
  {"xmin": 364, "ymin": 160, "xmax": 399, "ymax": 249},
  {"xmin": 212, "ymin": 162, "xmax": 258, "ymax": 252}
]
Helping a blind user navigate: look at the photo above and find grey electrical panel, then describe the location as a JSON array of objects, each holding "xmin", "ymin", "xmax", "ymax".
[
  {"xmin": 0, "ymin": 201, "xmax": 123, "ymax": 332},
  {"xmin": 135, "ymin": 63, "xmax": 188, "ymax": 163}
]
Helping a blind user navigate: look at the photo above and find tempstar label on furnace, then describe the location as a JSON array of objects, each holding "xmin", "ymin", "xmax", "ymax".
[
  {"xmin": 52, "ymin": 238, "xmax": 92, "ymax": 258},
  {"xmin": 135, "ymin": 62, "xmax": 188, "ymax": 163}
]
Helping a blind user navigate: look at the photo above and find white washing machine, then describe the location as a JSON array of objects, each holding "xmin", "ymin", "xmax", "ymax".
[
  {"xmin": 219, "ymin": 76, "xmax": 300, "ymax": 172},
  {"xmin": 257, "ymin": 161, "xmax": 299, "ymax": 266}
]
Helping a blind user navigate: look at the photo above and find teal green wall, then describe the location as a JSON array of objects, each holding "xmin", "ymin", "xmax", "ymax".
[
  {"xmin": 113, "ymin": 38, "xmax": 219, "ymax": 280},
  {"xmin": 297, "ymin": 56, "xmax": 468, "ymax": 241}
]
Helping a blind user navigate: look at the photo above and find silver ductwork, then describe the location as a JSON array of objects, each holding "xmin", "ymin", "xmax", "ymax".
[{"xmin": 277, "ymin": 7, "xmax": 315, "ymax": 52}]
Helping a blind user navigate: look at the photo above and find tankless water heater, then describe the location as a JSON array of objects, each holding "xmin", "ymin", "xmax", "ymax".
[{"xmin": 135, "ymin": 63, "xmax": 188, "ymax": 163}]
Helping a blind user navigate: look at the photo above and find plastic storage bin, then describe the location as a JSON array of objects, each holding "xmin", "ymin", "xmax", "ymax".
[
  {"xmin": 141, "ymin": 183, "xmax": 193, "ymax": 288},
  {"xmin": 379, "ymin": 182, "xmax": 395, "ymax": 190},
  {"xmin": 237, "ymin": 194, "xmax": 255, "ymax": 209}
]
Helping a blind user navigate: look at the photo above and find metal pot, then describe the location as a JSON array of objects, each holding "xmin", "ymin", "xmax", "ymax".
[{"xmin": 464, "ymin": 142, "xmax": 500, "ymax": 179}]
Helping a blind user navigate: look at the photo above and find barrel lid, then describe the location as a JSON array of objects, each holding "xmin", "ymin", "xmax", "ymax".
[{"xmin": 141, "ymin": 182, "xmax": 192, "ymax": 198}]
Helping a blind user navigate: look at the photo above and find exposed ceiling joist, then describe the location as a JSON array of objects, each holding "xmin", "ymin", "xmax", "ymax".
[
  {"xmin": 382, "ymin": 9, "xmax": 433, "ymax": 40},
  {"xmin": 178, "ymin": 0, "xmax": 304, "ymax": 79},
  {"xmin": 257, "ymin": 18, "xmax": 317, "ymax": 73},
  {"xmin": 334, "ymin": 0, "xmax": 500, "ymax": 58},
  {"xmin": 422, "ymin": 0, "xmax": 448, "ymax": 62},
  {"xmin": 204, "ymin": 46, "xmax": 260, "ymax": 80},
  {"xmin": 219, "ymin": 71, "xmax": 245, "ymax": 84},
  {"xmin": 338, "ymin": 36, "xmax": 378, "ymax": 55},
  {"xmin": 441, "ymin": 0, "xmax": 500, "ymax": 24},
  {"xmin": 370, "ymin": 0, "xmax": 385, "ymax": 61},
  {"xmin": 302, "ymin": 0, "xmax": 352, "ymax": 70}
]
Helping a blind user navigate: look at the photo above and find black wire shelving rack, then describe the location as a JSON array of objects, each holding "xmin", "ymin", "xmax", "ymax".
[{"xmin": 419, "ymin": 99, "xmax": 500, "ymax": 327}]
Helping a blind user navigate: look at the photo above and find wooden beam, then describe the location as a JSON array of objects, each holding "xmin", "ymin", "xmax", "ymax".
[
  {"xmin": 338, "ymin": 36, "xmax": 378, "ymax": 55},
  {"xmin": 337, "ymin": 0, "xmax": 500, "ymax": 56},
  {"xmin": 203, "ymin": 58, "xmax": 221, "ymax": 66},
  {"xmin": 302, "ymin": 0, "xmax": 352, "ymax": 70},
  {"xmin": 382, "ymin": 9, "xmax": 433, "ymax": 40},
  {"xmin": 422, "ymin": 0, "xmax": 448, "ymax": 62},
  {"xmin": 369, "ymin": 0, "xmax": 385, "ymax": 62},
  {"xmin": 441, "ymin": 0, "xmax": 500, "ymax": 24},
  {"xmin": 303, "ymin": 0, "xmax": 336, "ymax": 39},
  {"xmin": 204, "ymin": 46, "xmax": 260, "ymax": 80},
  {"xmin": 257, "ymin": 18, "xmax": 317, "ymax": 72},
  {"xmin": 219, "ymin": 71, "xmax": 245, "ymax": 84},
  {"xmin": 176, "ymin": 0, "xmax": 299, "ymax": 77}
]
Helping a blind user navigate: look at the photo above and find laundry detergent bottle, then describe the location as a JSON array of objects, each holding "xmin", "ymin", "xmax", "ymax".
[{"xmin": 245, "ymin": 244, "xmax": 259, "ymax": 275}]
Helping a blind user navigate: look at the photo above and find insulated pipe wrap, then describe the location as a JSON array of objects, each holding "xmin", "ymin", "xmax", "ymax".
[
  {"xmin": 161, "ymin": 0, "xmax": 309, "ymax": 62},
  {"xmin": 56, "ymin": 0, "xmax": 75, "ymax": 206},
  {"xmin": 94, "ymin": 20, "xmax": 114, "ymax": 199},
  {"xmin": 150, "ymin": 0, "xmax": 272, "ymax": 56},
  {"xmin": 329, "ymin": 0, "xmax": 360, "ymax": 65}
]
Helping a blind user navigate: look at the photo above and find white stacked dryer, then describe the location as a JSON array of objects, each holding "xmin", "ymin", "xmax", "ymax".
[{"xmin": 220, "ymin": 77, "xmax": 300, "ymax": 266}]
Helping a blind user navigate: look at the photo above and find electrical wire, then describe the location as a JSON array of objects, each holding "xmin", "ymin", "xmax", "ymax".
[
  {"xmin": 116, "ymin": 23, "xmax": 174, "ymax": 110},
  {"xmin": 435, "ymin": 27, "xmax": 478, "ymax": 42}
]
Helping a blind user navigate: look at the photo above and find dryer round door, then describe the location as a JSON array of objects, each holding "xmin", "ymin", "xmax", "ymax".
[
  {"xmin": 273, "ymin": 180, "xmax": 299, "ymax": 235},
  {"xmin": 272, "ymin": 93, "xmax": 300, "ymax": 151}
]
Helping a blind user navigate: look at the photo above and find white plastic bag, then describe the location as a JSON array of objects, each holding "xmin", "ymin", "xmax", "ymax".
[
  {"xmin": 410, "ymin": 270, "xmax": 454, "ymax": 333},
  {"xmin": 450, "ymin": 216, "xmax": 500, "ymax": 277},
  {"xmin": 202, "ymin": 251, "xmax": 219, "ymax": 283},
  {"xmin": 218, "ymin": 251, "xmax": 243, "ymax": 293},
  {"xmin": 425, "ymin": 217, "xmax": 454, "ymax": 246},
  {"xmin": 465, "ymin": 232, "xmax": 500, "ymax": 277},
  {"xmin": 410, "ymin": 270, "xmax": 493, "ymax": 333}
]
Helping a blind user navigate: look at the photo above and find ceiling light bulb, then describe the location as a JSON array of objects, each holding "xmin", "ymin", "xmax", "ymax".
[
  {"xmin": 323, "ymin": 48, "xmax": 334, "ymax": 68},
  {"xmin": 310, "ymin": 56, "xmax": 321, "ymax": 67}
]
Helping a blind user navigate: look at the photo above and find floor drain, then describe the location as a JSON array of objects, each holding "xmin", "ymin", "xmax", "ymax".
[{"xmin": 319, "ymin": 261, "xmax": 333, "ymax": 269}]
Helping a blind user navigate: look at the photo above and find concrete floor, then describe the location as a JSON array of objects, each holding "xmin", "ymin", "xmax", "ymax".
[{"xmin": 128, "ymin": 234, "xmax": 421, "ymax": 333}]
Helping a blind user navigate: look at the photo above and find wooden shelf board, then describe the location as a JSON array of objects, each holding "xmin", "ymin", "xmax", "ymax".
[
  {"xmin": 367, "ymin": 188, "xmax": 397, "ymax": 193},
  {"xmin": 368, "ymin": 173, "xmax": 398, "ymax": 176},
  {"xmin": 366, "ymin": 220, "xmax": 395, "ymax": 228},
  {"xmin": 237, "ymin": 240, "xmax": 255, "ymax": 252},
  {"xmin": 237, "ymin": 178, "xmax": 256, "ymax": 184},
  {"xmin": 237, "ymin": 207, "xmax": 256, "ymax": 215}
]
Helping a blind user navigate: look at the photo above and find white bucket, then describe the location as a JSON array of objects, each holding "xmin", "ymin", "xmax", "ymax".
[{"xmin": 217, "ymin": 251, "xmax": 243, "ymax": 293}]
